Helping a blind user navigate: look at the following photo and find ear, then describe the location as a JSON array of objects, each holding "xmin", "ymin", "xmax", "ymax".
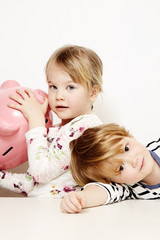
[
  {"xmin": 0, "ymin": 80, "xmax": 20, "ymax": 89},
  {"xmin": 90, "ymin": 85, "xmax": 99, "ymax": 102}
]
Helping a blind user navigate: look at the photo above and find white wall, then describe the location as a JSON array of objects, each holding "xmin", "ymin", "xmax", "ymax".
[{"xmin": 0, "ymin": 0, "xmax": 160, "ymax": 146}]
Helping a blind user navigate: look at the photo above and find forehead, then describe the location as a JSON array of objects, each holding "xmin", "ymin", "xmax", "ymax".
[
  {"xmin": 47, "ymin": 64, "xmax": 73, "ymax": 83},
  {"xmin": 120, "ymin": 137, "xmax": 138, "ymax": 145}
]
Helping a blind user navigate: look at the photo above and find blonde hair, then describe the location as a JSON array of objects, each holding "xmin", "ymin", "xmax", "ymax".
[
  {"xmin": 45, "ymin": 45, "xmax": 103, "ymax": 92},
  {"xmin": 70, "ymin": 123, "xmax": 133, "ymax": 186}
]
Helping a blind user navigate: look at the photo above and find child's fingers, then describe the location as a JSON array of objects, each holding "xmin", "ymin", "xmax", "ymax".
[
  {"xmin": 16, "ymin": 89, "xmax": 31, "ymax": 99},
  {"xmin": 60, "ymin": 193, "xmax": 82, "ymax": 213},
  {"xmin": 60, "ymin": 197, "xmax": 74, "ymax": 213},
  {"xmin": 8, "ymin": 89, "xmax": 31, "ymax": 105},
  {"xmin": 76, "ymin": 192, "xmax": 86, "ymax": 208},
  {"xmin": 61, "ymin": 199, "xmax": 80, "ymax": 214},
  {"xmin": 23, "ymin": 89, "xmax": 34, "ymax": 98},
  {"xmin": 7, "ymin": 101, "xmax": 23, "ymax": 110},
  {"xmin": 8, "ymin": 95, "xmax": 24, "ymax": 105},
  {"xmin": 68, "ymin": 192, "xmax": 83, "ymax": 209},
  {"xmin": 61, "ymin": 198, "xmax": 81, "ymax": 213}
]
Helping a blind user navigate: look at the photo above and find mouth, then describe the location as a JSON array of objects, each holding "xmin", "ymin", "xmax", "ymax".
[
  {"xmin": 139, "ymin": 158, "xmax": 144, "ymax": 171},
  {"xmin": 56, "ymin": 106, "xmax": 69, "ymax": 110}
]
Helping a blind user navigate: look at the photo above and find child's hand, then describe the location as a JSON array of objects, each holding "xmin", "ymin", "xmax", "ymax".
[
  {"xmin": 60, "ymin": 191, "xmax": 86, "ymax": 214},
  {"xmin": 8, "ymin": 89, "xmax": 48, "ymax": 129}
]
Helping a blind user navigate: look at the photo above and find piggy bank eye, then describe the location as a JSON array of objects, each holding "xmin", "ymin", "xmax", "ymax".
[{"xmin": 45, "ymin": 119, "xmax": 48, "ymax": 124}]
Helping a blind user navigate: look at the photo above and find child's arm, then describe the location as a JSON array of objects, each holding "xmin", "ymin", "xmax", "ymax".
[
  {"xmin": 0, "ymin": 171, "xmax": 34, "ymax": 196},
  {"xmin": 60, "ymin": 184, "xmax": 108, "ymax": 213},
  {"xmin": 61, "ymin": 178, "xmax": 160, "ymax": 213},
  {"xmin": 84, "ymin": 181, "xmax": 160, "ymax": 204}
]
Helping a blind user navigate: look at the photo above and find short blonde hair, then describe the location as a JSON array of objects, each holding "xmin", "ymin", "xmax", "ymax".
[
  {"xmin": 45, "ymin": 45, "xmax": 103, "ymax": 92},
  {"xmin": 70, "ymin": 123, "xmax": 133, "ymax": 186}
]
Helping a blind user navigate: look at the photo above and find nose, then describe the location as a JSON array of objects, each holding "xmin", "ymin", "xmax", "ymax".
[
  {"xmin": 56, "ymin": 89, "xmax": 64, "ymax": 100},
  {"xmin": 131, "ymin": 157, "xmax": 138, "ymax": 168}
]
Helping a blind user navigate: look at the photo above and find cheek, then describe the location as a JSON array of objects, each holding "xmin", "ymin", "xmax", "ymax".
[
  {"xmin": 119, "ymin": 170, "xmax": 137, "ymax": 184},
  {"xmin": 48, "ymin": 95, "xmax": 55, "ymax": 108},
  {"xmin": 68, "ymin": 94, "xmax": 85, "ymax": 106},
  {"xmin": 125, "ymin": 173, "xmax": 140, "ymax": 184},
  {"xmin": 48, "ymin": 90, "xmax": 55, "ymax": 99},
  {"xmin": 70, "ymin": 101, "xmax": 84, "ymax": 111}
]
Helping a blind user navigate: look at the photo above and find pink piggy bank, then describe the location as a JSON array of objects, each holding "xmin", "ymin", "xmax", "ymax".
[{"xmin": 0, "ymin": 80, "xmax": 52, "ymax": 170}]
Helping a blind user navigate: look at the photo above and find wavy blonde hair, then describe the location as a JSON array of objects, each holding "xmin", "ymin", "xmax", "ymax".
[
  {"xmin": 45, "ymin": 45, "xmax": 103, "ymax": 92},
  {"xmin": 70, "ymin": 123, "xmax": 133, "ymax": 186}
]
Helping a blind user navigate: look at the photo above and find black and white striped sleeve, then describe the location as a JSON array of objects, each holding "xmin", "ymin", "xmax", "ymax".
[
  {"xmin": 84, "ymin": 182, "xmax": 139, "ymax": 204},
  {"xmin": 84, "ymin": 181, "xmax": 160, "ymax": 204}
]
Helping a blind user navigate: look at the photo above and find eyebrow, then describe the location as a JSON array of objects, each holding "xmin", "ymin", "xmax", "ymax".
[
  {"xmin": 48, "ymin": 80, "xmax": 77, "ymax": 85},
  {"xmin": 47, "ymin": 81, "xmax": 53, "ymax": 84}
]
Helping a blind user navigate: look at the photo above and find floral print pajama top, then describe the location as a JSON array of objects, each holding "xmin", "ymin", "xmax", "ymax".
[{"xmin": 0, "ymin": 113, "xmax": 102, "ymax": 198}]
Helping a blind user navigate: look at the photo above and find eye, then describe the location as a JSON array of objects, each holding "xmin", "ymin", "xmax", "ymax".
[
  {"xmin": 67, "ymin": 85, "xmax": 75, "ymax": 90},
  {"xmin": 50, "ymin": 85, "xmax": 57, "ymax": 90},
  {"xmin": 125, "ymin": 144, "xmax": 129, "ymax": 152},
  {"xmin": 119, "ymin": 164, "xmax": 125, "ymax": 172}
]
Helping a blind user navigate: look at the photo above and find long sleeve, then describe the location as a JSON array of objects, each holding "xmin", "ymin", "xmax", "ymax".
[
  {"xmin": 0, "ymin": 171, "xmax": 34, "ymax": 196},
  {"xmin": 25, "ymin": 114, "xmax": 102, "ymax": 184}
]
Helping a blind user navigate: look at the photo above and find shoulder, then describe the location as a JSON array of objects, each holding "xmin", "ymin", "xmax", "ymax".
[
  {"xmin": 69, "ymin": 113, "xmax": 103, "ymax": 128},
  {"xmin": 63, "ymin": 114, "xmax": 103, "ymax": 140},
  {"xmin": 146, "ymin": 138, "xmax": 160, "ymax": 156}
]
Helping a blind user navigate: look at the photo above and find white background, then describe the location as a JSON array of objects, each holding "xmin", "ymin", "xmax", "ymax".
[{"xmin": 0, "ymin": 0, "xmax": 160, "ymax": 145}]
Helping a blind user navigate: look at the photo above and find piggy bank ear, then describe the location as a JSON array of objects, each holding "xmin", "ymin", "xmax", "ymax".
[
  {"xmin": 33, "ymin": 89, "xmax": 48, "ymax": 104},
  {"xmin": 0, "ymin": 80, "xmax": 20, "ymax": 89},
  {"xmin": 0, "ymin": 118, "xmax": 19, "ymax": 136}
]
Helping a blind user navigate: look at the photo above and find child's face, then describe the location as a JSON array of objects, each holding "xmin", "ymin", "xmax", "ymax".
[
  {"xmin": 107, "ymin": 137, "xmax": 155, "ymax": 185},
  {"xmin": 47, "ymin": 64, "xmax": 96, "ymax": 125}
]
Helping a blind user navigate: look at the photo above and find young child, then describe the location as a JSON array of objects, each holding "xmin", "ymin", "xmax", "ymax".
[
  {"xmin": 60, "ymin": 123, "xmax": 160, "ymax": 213},
  {"xmin": 0, "ymin": 45, "xmax": 103, "ymax": 198}
]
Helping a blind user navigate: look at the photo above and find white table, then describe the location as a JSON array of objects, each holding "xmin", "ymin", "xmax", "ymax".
[{"xmin": 0, "ymin": 198, "xmax": 159, "ymax": 240}]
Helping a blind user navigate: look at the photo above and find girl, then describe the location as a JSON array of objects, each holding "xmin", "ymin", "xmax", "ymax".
[
  {"xmin": 60, "ymin": 123, "xmax": 160, "ymax": 213},
  {"xmin": 0, "ymin": 45, "xmax": 103, "ymax": 198}
]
